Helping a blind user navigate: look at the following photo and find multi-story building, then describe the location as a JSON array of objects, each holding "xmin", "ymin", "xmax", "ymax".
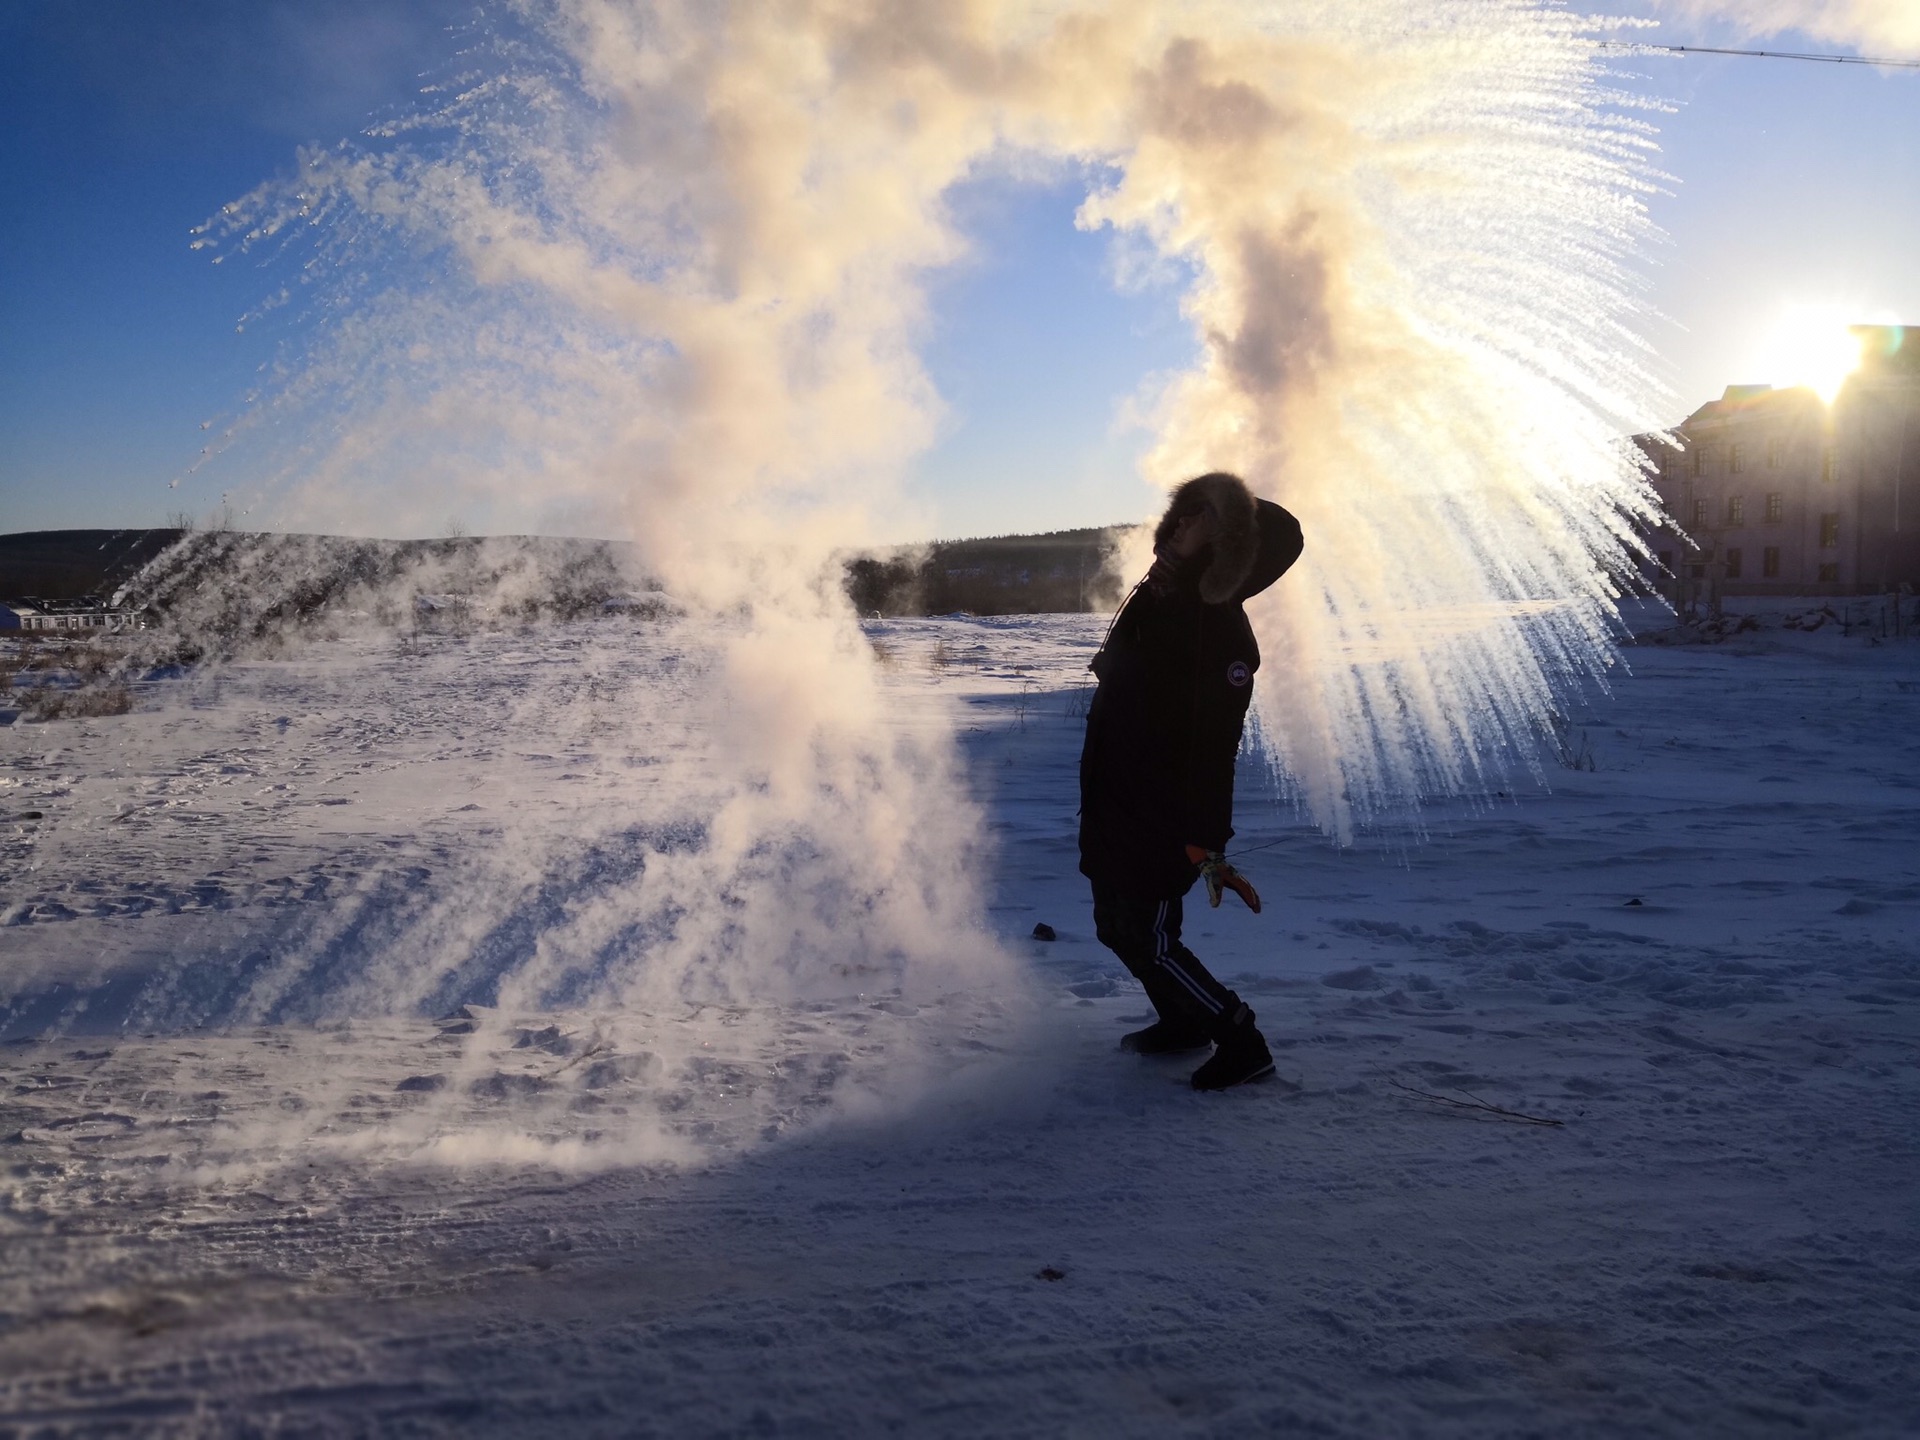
[{"xmin": 1637, "ymin": 325, "xmax": 1920, "ymax": 607}]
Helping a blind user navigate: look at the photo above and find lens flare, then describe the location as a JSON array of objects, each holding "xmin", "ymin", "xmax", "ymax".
[{"xmin": 1750, "ymin": 304, "xmax": 1872, "ymax": 405}]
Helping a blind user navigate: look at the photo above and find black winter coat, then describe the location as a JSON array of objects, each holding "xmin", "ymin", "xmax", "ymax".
[{"xmin": 1078, "ymin": 500, "xmax": 1303, "ymax": 898}]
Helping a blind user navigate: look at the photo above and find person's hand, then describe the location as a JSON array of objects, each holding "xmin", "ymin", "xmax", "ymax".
[{"xmin": 1185, "ymin": 845, "xmax": 1261, "ymax": 913}]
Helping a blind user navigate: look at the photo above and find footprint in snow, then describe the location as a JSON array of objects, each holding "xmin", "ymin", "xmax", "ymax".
[
  {"xmin": 470, "ymin": 1073, "xmax": 551, "ymax": 1100},
  {"xmin": 17, "ymin": 1113, "xmax": 138, "ymax": 1143},
  {"xmin": 512, "ymin": 1025, "xmax": 576, "ymax": 1055}
]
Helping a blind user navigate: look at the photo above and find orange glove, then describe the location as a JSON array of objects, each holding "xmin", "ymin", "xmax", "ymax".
[{"xmin": 1185, "ymin": 844, "xmax": 1262, "ymax": 913}]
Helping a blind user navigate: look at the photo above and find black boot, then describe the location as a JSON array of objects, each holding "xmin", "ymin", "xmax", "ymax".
[
  {"xmin": 1119, "ymin": 1019, "xmax": 1212, "ymax": 1054},
  {"xmin": 1191, "ymin": 1007, "xmax": 1274, "ymax": 1091},
  {"xmin": 1120, "ymin": 967, "xmax": 1211, "ymax": 1054}
]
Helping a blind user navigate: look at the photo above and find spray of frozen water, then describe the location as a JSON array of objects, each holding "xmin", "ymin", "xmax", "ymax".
[
  {"xmin": 88, "ymin": 0, "xmax": 1674, "ymax": 1165},
  {"xmin": 199, "ymin": 0, "xmax": 1669, "ymax": 855},
  {"xmin": 1042, "ymin": 5, "xmax": 1670, "ymax": 837}
]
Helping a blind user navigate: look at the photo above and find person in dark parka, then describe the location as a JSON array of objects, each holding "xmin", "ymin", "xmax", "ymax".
[{"xmin": 1079, "ymin": 472, "xmax": 1303, "ymax": 1090}]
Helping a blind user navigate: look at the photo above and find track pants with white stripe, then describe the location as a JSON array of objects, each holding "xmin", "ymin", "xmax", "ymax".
[{"xmin": 1090, "ymin": 880, "xmax": 1252, "ymax": 1041}]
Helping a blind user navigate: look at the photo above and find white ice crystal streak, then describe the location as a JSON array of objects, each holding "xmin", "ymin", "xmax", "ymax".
[
  {"xmin": 199, "ymin": 0, "xmax": 1666, "ymax": 885},
  {"xmin": 1081, "ymin": 5, "xmax": 1669, "ymax": 837}
]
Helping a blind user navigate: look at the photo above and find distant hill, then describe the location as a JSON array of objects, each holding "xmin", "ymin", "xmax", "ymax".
[
  {"xmin": 0, "ymin": 529, "xmax": 190, "ymax": 600},
  {"xmin": 1, "ymin": 524, "xmax": 1132, "ymax": 624}
]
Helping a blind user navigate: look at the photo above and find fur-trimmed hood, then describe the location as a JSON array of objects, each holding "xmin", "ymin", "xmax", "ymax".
[
  {"xmin": 1154, "ymin": 472, "xmax": 1261, "ymax": 604},
  {"xmin": 1152, "ymin": 472, "xmax": 1305, "ymax": 606}
]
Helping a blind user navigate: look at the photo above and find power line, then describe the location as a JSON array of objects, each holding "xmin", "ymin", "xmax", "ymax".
[{"xmin": 1597, "ymin": 41, "xmax": 1920, "ymax": 70}]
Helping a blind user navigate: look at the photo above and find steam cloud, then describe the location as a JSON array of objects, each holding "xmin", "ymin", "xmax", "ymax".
[{"xmin": 199, "ymin": 0, "xmax": 1666, "ymax": 860}]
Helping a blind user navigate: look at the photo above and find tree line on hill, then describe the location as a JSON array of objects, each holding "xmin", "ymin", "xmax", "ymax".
[{"xmin": 843, "ymin": 527, "xmax": 1127, "ymax": 616}]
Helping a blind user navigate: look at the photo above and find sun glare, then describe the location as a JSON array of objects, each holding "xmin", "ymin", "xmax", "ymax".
[{"xmin": 1751, "ymin": 306, "xmax": 1870, "ymax": 404}]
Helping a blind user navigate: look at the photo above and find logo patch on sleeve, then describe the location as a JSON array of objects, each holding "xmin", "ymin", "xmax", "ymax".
[{"xmin": 1226, "ymin": 660, "xmax": 1252, "ymax": 687}]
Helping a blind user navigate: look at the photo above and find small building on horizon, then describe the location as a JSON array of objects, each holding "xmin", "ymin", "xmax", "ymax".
[
  {"xmin": 0, "ymin": 596, "xmax": 146, "ymax": 633},
  {"xmin": 1636, "ymin": 325, "xmax": 1920, "ymax": 609}
]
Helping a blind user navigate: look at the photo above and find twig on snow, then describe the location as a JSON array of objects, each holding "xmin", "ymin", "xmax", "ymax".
[{"xmin": 1388, "ymin": 1080, "xmax": 1564, "ymax": 1127}]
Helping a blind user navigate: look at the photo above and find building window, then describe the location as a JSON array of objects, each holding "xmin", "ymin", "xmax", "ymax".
[
  {"xmin": 1692, "ymin": 498, "xmax": 1709, "ymax": 527},
  {"xmin": 1725, "ymin": 548, "xmax": 1743, "ymax": 580},
  {"xmin": 1657, "ymin": 550, "xmax": 1674, "ymax": 571},
  {"xmin": 1690, "ymin": 445, "xmax": 1706, "ymax": 476},
  {"xmin": 1763, "ymin": 546, "xmax": 1781, "ymax": 578},
  {"xmin": 1765, "ymin": 492, "xmax": 1783, "ymax": 522},
  {"xmin": 1766, "ymin": 437, "xmax": 1782, "ymax": 469},
  {"xmin": 1818, "ymin": 562, "xmax": 1840, "ymax": 583},
  {"xmin": 1726, "ymin": 495, "xmax": 1745, "ymax": 525},
  {"xmin": 1821, "ymin": 448, "xmax": 1838, "ymax": 484},
  {"xmin": 1819, "ymin": 512, "xmax": 1840, "ymax": 548},
  {"xmin": 1729, "ymin": 443, "xmax": 1744, "ymax": 474}
]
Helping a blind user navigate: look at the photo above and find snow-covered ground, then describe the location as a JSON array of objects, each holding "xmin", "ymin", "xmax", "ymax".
[{"xmin": 2, "ymin": 608, "xmax": 1917, "ymax": 1436}]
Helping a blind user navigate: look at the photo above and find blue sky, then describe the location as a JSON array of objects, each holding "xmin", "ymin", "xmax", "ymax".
[{"xmin": 1, "ymin": 1, "xmax": 1916, "ymax": 541}]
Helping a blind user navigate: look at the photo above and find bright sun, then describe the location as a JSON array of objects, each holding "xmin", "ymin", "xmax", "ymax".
[{"xmin": 1750, "ymin": 305, "xmax": 1870, "ymax": 404}]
